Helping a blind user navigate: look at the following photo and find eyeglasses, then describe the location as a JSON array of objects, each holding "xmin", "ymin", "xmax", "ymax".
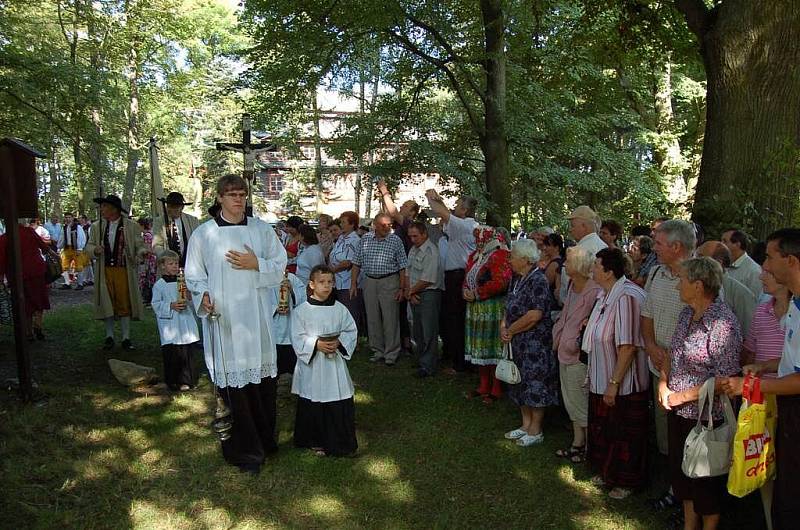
[{"xmin": 223, "ymin": 192, "xmax": 248, "ymax": 199}]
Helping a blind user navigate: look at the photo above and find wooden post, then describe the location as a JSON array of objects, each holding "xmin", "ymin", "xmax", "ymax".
[{"xmin": 0, "ymin": 138, "xmax": 45, "ymax": 403}]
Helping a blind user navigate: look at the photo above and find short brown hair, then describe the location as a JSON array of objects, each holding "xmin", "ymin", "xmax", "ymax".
[
  {"xmin": 215, "ymin": 174, "xmax": 248, "ymax": 196},
  {"xmin": 340, "ymin": 211, "xmax": 359, "ymax": 228}
]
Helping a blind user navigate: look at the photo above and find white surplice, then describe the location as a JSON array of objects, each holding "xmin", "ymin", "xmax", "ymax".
[
  {"xmin": 290, "ymin": 300, "xmax": 358, "ymax": 402},
  {"xmin": 185, "ymin": 216, "xmax": 288, "ymax": 388},
  {"xmin": 270, "ymin": 272, "xmax": 307, "ymax": 345},
  {"xmin": 151, "ymin": 278, "xmax": 200, "ymax": 346}
]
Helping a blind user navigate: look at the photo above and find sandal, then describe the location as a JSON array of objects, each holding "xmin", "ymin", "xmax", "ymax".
[
  {"xmin": 648, "ymin": 492, "xmax": 678, "ymax": 511},
  {"xmin": 555, "ymin": 445, "xmax": 585, "ymax": 459},
  {"xmin": 569, "ymin": 452, "xmax": 585, "ymax": 464},
  {"xmin": 609, "ymin": 487, "xmax": 632, "ymax": 500}
]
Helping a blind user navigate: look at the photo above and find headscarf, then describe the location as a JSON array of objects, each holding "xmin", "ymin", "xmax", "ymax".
[{"xmin": 465, "ymin": 225, "xmax": 508, "ymax": 292}]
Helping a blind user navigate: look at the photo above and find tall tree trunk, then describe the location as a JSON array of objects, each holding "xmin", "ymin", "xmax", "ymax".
[
  {"xmin": 354, "ymin": 77, "xmax": 365, "ymax": 215},
  {"xmin": 86, "ymin": 0, "xmax": 105, "ymax": 199},
  {"xmin": 480, "ymin": 0, "xmax": 510, "ymax": 228},
  {"xmin": 49, "ymin": 142, "xmax": 62, "ymax": 219},
  {"xmin": 123, "ymin": 31, "xmax": 141, "ymax": 209},
  {"xmin": 653, "ymin": 59, "xmax": 689, "ymax": 209},
  {"xmin": 364, "ymin": 70, "xmax": 379, "ymax": 221},
  {"xmin": 678, "ymin": 0, "xmax": 800, "ymax": 238},
  {"xmin": 311, "ymin": 90, "xmax": 324, "ymax": 214}
]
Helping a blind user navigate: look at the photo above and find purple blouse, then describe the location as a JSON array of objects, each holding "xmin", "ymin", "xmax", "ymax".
[{"xmin": 668, "ymin": 298, "xmax": 742, "ymax": 420}]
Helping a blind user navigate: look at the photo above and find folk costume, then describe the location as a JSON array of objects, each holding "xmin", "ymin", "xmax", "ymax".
[
  {"xmin": 270, "ymin": 272, "xmax": 307, "ymax": 375},
  {"xmin": 463, "ymin": 226, "xmax": 512, "ymax": 400},
  {"xmin": 185, "ymin": 213, "xmax": 287, "ymax": 470},
  {"xmin": 152, "ymin": 275, "xmax": 200, "ymax": 389},
  {"xmin": 291, "ymin": 295, "xmax": 358, "ymax": 456},
  {"xmin": 84, "ymin": 196, "xmax": 148, "ymax": 347},
  {"xmin": 152, "ymin": 192, "xmax": 200, "ymax": 268},
  {"xmin": 57, "ymin": 221, "xmax": 88, "ymax": 287}
]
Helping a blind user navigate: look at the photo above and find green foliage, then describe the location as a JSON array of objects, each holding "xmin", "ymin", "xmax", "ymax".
[
  {"xmin": 241, "ymin": 0, "xmax": 706, "ymax": 231},
  {"xmin": 0, "ymin": 0, "xmax": 249, "ymax": 217}
]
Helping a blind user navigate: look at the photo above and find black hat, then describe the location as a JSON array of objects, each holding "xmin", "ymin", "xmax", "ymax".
[
  {"xmin": 159, "ymin": 191, "xmax": 191, "ymax": 206},
  {"xmin": 93, "ymin": 194, "xmax": 128, "ymax": 214}
]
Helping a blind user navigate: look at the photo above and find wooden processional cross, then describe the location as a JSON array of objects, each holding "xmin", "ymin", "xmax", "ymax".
[{"xmin": 215, "ymin": 113, "xmax": 276, "ymax": 215}]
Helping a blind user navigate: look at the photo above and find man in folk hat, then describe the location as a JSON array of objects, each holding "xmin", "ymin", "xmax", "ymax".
[
  {"xmin": 85, "ymin": 194, "xmax": 150, "ymax": 350},
  {"xmin": 153, "ymin": 191, "xmax": 199, "ymax": 267}
]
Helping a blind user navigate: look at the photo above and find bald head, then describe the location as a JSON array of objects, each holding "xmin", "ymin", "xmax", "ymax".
[{"xmin": 697, "ymin": 241, "xmax": 732, "ymax": 269}]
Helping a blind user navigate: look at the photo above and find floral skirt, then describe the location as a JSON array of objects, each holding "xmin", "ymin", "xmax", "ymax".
[{"xmin": 464, "ymin": 297, "xmax": 505, "ymax": 366}]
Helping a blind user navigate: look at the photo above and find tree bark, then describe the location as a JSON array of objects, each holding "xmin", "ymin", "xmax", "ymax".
[
  {"xmin": 311, "ymin": 90, "xmax": 324, "ymax": 214},
  {"xmin": 123, "ymin": 27, "xmax": 141, "ymax": 209},
  {"xmin": 480, "ymin": 0, "xmax": 510, "ymax": 228},
  {"xmin": 677, "ymin": 0, "xmax": 800, "ymax": 238},
  {"xmin": 48, "ymin": 142, "xmax": 62, "ymax": 219}
]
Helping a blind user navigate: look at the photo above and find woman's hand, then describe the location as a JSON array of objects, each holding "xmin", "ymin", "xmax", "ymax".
[
  {"xmin": 657, "ymin": 378, "xmax": 672, "ymax": 410},
  {"xmin": 462, "ymin": 288, "xmax": 476, "ymax": 302},
  {"xmin": 667, "ymin": 391, "xmax": 684, "ymax": 408}
]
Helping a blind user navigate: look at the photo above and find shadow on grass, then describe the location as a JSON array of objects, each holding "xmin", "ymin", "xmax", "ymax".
[{"xmin": 0, "ymin": 304, "xmax": 766, "ymax": 529}]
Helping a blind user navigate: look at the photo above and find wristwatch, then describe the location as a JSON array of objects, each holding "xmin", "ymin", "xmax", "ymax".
[{"xmin": 608, "ymin": 378, "xmax": 620, "ymax": 386}]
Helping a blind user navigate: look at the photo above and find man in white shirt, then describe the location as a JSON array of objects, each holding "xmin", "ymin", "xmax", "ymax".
[
  {"xmin": 425, "ymin": 189, "xmax": 479, "ymax": 374},
  {"xmin": 722, "ymin": 228, "xmax": 800, "ymax": 529},
  {"xmin": 722, "ymin": 228, "xmax": 763, "ymax": 299},
  {"xmin": 57, "ymin": 212, "xmax": 88, "ymax": 290},
  {"xmin": 559, "ymin": 206, "xmax": 607, "ymax": 303}
]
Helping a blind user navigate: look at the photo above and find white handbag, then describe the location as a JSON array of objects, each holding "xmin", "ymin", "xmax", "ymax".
[
  {"xmin": 682, "ymin": 377, "xmax": 737, "ymax": 478},
  {"xmin": 495, "ymin": 343, "xmax": 521, "ymax": 385}
]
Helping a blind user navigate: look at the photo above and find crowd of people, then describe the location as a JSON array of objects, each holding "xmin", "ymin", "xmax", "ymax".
[{"xmin": 3, "ymin": 174, "xmax": 800, "ymax": 530}]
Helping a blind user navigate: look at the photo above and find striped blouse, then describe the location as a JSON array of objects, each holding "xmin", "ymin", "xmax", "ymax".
[
  {"xmin": 582, "ymin": 277, "xmax": 649, "ymax": 395},
  {"xmin": 743, "ymin": 299, "xmax": 786, "ymax": 376}
]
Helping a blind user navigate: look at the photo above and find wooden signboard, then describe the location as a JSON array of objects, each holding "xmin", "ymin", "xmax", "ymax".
[{"xmin": 0, "ymin": 138, "xmax": 45, "ymax": 402}]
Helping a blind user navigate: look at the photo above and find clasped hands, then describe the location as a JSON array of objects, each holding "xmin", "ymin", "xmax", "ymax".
[{"xmin": 317, "ymin": 336, "xmax": 341, "ymax": 358}]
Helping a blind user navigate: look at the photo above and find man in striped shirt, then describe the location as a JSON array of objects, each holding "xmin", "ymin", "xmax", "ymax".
[{"xmin": 350, "ymin": 213, "xmax": 408, "ymax": 366}]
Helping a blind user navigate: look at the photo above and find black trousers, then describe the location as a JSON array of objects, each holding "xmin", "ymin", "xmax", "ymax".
[
  {"xmin": 218, "ymin": 379, "xmax": 278, "ymax": 466},
  {"xmin": 276, "ymin": 344, "xmax": 297, "ymax": 376},
  {"xmin": 774, "ymin": 395, "xmax": 800, "ymax": 529},
  {"xmin": 161, "ymin": 344, "xmax": 196, "ymax": 389},
  {"xmin": 442, "ymin": 269, "xmax": 467, "ymax": 371}
]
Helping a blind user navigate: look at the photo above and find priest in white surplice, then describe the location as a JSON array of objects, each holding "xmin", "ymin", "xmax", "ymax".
[{"xmin": 185, "ymin": 175, "xmax": 287, "ymax": 474}]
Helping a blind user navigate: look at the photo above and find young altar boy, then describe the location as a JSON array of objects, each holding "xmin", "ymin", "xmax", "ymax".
[
  {"xmin": 151, "ymin": 250, "xmax": 199, "ymax": 390},
  {"xmin": 291, "ymin": 264, "xmax": 358, "ymax": 456}
]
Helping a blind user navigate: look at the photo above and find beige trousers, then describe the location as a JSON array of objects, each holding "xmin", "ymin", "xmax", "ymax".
[{"xmin": 363, "ymin": 274, "xmax": 401, "ymax": 362}]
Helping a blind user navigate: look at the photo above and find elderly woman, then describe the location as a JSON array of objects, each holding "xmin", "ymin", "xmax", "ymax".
[
  {"xmin": 658, "ymin": 257, "xmax": 741, "ymax": 530},
  {"xmin": 463, "ymin": 226, "xmax": 512, "ymax": 404},
  {"xmin": 317, "ymin": 213, "xmax": 334, "ymax": 259},
  {"xmin": 330, "ymin": 211, "xmax": 364, "ymax": 334},
  {"xmin": 552, "ymin": 246, "xmax": 602, "ymax": 461},
  {"xmin": 582, "ymin": 248, "xmax": 649, "ymax": 499},
  {"xmin": 501, "ymin": 239, "xmax": 559, "ymax": 446}
]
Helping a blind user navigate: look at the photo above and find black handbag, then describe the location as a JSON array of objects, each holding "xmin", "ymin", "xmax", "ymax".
[
  {"xmin": 576, "ymin": 299, "xmax": 600, "ymax": 365},
  {"xmin": 43, "ymin": 249, "xmax": 63, "ymax": 284}
]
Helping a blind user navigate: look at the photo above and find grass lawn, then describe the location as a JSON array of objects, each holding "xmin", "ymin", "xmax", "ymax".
[{"xmin": 0, "ymin": 300, "xmax": 765, "ymax": 529}]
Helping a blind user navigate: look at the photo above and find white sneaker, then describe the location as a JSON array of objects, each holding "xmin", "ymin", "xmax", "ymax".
[
  {"xmin": 516, "ymin": 433, "xmax": 544, "ymax": 446},
  {"xmin": 504, "ymin": 428, "xmax": 527, "ymax": 440}
]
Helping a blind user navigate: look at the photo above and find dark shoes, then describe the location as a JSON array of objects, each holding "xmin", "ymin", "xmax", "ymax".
[
  {"xmin": 75, "ymin": 284, "xmax": 84, "ymax": 291},
  {"xmin": 237, "ymin": 463, "xmax": 261, "ymax": 475},
  {"xmin": 59, "ymin": 284, "xmax": 72, "ymax": 290},
  {"xmin": 121, "ymin": 339, "xmax": 134, "ymax": 351},
  {"xmin": 103, "ymin": 337, "xmax": 115, "ymax": 350}
]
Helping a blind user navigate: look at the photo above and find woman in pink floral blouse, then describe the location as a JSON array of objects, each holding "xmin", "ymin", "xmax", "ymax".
[{"xmin": 658, "ymin": 256, "xmax": 741, "ymax": 530}]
